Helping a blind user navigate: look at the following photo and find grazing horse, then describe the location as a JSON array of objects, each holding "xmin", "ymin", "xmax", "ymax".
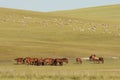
[
  {"xmin": 44, "ymin": 58, "xmax": 55, "ymax": 65},
  {"xmin": 89, "ymin": 55, "xmax": 93, "ymax": 61},
  {"xmin": 37, "ymin": 58, "xmax": 44, "ymax": 66},
  {"xmin": 91, "ymin": 55, "xmax": 104, "ymax": 64},
  {"xmin": 54, "ymin": 58, "xmax": 63, "ymax": 66},
  {"xmin": 25, "ymin": 57, "xmax": 32, "ymax": 65},
  {"xmin": 76, "ymin": 58, "xmax": 82, "ymax": 64},
  {"xmin": 62, "ymin": 58, "xmax": 68, "ymax": 64},
  {"xmin": 92, "ymin": 56, "xmax": 99, "ymax": 64},
  {"xmin": 99, "ymin": 57, "xmax": 104, "ymax": 64},
  {"xmin": 31, "ymin": 58, "xmax": 38, "ymax": 65},
  {"xmin": 89, "ymin": 54, "xmax": 96, "ymax": 61},
  {"xmin": 14, "ymin": 58, "xmax": 24, "ymax": 64}
]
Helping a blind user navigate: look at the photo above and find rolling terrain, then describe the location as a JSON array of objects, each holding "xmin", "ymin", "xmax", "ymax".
[
  {"xmin": 0, "ymin": 4, "xmax": 120, "ymax": 80},
  {"xmin": 0, "ymin": 4, "xmax": 120, "ymax": 61},
  {"xmin": 50, "ymin": 4, "xmax": 120, "ymax": 24}
]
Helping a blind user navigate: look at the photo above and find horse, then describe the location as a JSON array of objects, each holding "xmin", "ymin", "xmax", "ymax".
[
  {"xmin": 44, "ymin": 58, "xmax": 55, "ymax": 65},
  {"xmin": 62, "ymin": 58, "xmax": 68, "ymax": 64},
  {"xmin": 14, "ymin": 58, "xmax": 24, "ymax": 64},
  {"xmin": 25, "ymin": 57, "xmax": 32, "ymax": 65},
  {"xmin": 89, "ymin": 54, "xmax": 96, "ymax": 61},
  {"xmin": 32, "ymin": 58, "xmax": 38, "ymax": 65},
  {"xmin": 54, "ymin": 58, "xmax": 63, "ymax": 66},
  {"xmin": 37, "ymin": 58, "xmax": 44, "ymax": 66},
  {"xmin": 91, "ymin": 56, "xmax": 104, "ymax": 64},
  {"xmin": 76, "ymin": 58, "xmax": 82, "ymax": 64},
  {"xmin": 98, "ymin": 57, "xmax": 104, "ymax": 64},
  {"xmin": 25, "ymin": 57, "xmax": 39, "ymax": 65},
  {"xmin": 89, "ymin": 55, "xmax": 93, "ymax": 61}
]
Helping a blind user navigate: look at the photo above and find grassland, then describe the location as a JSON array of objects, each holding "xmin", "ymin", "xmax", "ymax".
[
  {"xmin": 50, "ymin": 4, "xmax": 120, "ymax": 24},
  {"xmin": 0, "ymin": 5, "xmax": 120, "ymax": 60},
  {"xmin": 0, "ymin": 4, "xmax": 120, "ymax": 80},
  {"xmin": 0, "ymin": 59, "xmax": 120, "ymax": 80}
]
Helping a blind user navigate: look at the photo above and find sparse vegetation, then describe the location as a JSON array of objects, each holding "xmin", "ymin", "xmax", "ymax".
[
  {"xmin": 0, "ymin": 5, "xmax": 120, "ymax": 60},
  {"xmin": 0, "ymin": 4, "xmax": 120, "ymax": 80},
  {"xmin": 0, "ymin": 59, "xmax": 120, "ymax": 80}
]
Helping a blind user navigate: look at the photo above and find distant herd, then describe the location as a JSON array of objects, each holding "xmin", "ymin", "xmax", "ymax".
[{"xmin": 14, "ymin": 54, "xmax": 104, "ymax": 66}]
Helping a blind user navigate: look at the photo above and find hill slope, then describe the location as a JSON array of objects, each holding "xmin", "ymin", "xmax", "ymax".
[
  {"xmin": 0, "ymin": 5, "xmax": 120, "ymax": 60},
  {"xmin": 50, "ymin": 4, "xmax": 120, "ymax": 24}
]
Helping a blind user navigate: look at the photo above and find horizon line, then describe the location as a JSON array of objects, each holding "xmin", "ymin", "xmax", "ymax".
[{"xmin": 0, "ymin": 4, "xmax": 119, "ymax": 12}]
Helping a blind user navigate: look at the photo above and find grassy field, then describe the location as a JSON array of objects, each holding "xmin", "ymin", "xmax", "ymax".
[
  {"xmin": 0, "ymin": 59, "xmax": 120, "ymax": 80},
  {"xmin": 0, "ymin": 4, "xmax": 120, "ymax": 80},
  {"xmin": 50, "ymin": 4, "xmax": 120, "ymax": 24},
  {"xmin": 0, "ymin": 5, "xmax": 120, "ymax": 60}
]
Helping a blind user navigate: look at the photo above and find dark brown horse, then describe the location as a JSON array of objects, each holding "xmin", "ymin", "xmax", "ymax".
[
  {"xmin": 76, "ymin": 58, "xmax": 82, "ymax": 64},
  {"xmin": 54, "ymin": 58, "xmax": 63, "ymax": 66},
  {"xmin": 98, "ymin": 57, "xmax": 104, "ymax": 64},
  {"xmin": 62, "ymin": 58, "xmax": 68, "ymax": 64},
  {"xmin": 32, "ymin": 58, "xmax": 38, "ymax": 65}
]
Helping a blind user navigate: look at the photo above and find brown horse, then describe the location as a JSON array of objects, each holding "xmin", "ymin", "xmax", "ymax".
[
  {"xmin": 89, "ymin": 54, "xmax": 96, "ymax": 61},
  {"xmin": 92, "ymin": 56, "xmax": 104, "ymax": 64},
  {"xmin": 62, "ymin": 58, "xmax": 68, "ymax": 64},
  {"xmin": 14, "ymin": 58, "xmax": 24, "ymax": 64},
  {"xmin": 25, "ymin": 57, "xmax": 38, "ymax": 65},
  {"xmin": 44, "ymin": 58, "xmax": 55, "ymax": 65},
  {"xmin": 37, "ymin": 58, "xmax": 44, "ymax": 66},
  {"xmin": 54, "ymin": 58, "xmax": 63, "ymax": 66},
  {"xmin": 25, "ymin": 57, "xmax": 32, "ymax": 65},
  {"xmin": 32, "ymin": 58, "xmax": 38, "ymax": 65},
  {"xmin": 98, "ymin": 57, "xmax": 104, "ymax": 64},
  {"xmin": 76, "ymin": 58, "xmax": 82, "ymax": 64}
]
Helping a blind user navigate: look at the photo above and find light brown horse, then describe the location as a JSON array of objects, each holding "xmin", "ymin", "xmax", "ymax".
[
  {"xmin": 25, "ymin": 57, "xmax": 32, "ymax": 65},
  {"xmin": 44, "ymin": 58, "xmax": 55, "ymax": 65},
  {"xmin": 38, "ymin": 58, "xmax": 44, "ymax": 66},
  {"xmin": 25, "ymin": 57, "xmax": 38, "ymax": 65},
  {"xmin": 76, "ymin": 58, "xmax": 82, "ymax": 64},
  {"xmin": 14, "ymin": 58, "xmax": 25, "ymax": 64}
]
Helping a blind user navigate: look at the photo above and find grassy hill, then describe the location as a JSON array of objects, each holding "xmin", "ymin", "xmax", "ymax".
[
  {"xmin": 0, "ymin": 4, "xmax": 120, "ymax": 60},
  {"xmin": 50, "ymin": 4, "xmax": 120, "ymax": 24}
]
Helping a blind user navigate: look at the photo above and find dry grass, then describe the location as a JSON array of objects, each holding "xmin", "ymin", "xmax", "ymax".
[
  {"xmin": 0, "ymin": 59, "xmax": 120, "ymax": 80},
  {"xmin": 0, "ymin": 6, "xmax": 120, "ymax": 61},
  {"xmin": 0, "ymin": 5, "xmax": 120, "ymax": 80}
]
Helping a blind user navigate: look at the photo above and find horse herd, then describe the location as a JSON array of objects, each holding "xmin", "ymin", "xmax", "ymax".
[
  {"xmin": 14, "ymin": 57, "xmax": 69, "ymax": 66},
  {"xmin": 14, "ymin": 55, "xmax": 104, "ymax": 66}
]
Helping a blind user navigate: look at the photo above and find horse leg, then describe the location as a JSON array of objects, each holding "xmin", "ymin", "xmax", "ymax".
[
  {"xmin": 60, "ymin": 62, "xmax": 63, "ymax": 66},
  {"xmin": 93, "ymin": 60, "xmax": 96, "ymax": 64},
  {"xmin": 17, "ymin": 61, "xmax": 18, "ymax": 64},
  {"xmin": 98, "ymin": 60, "xmax": 100, "ymax": 64},
  {"xmin": 81, "ymin": 61, "xmax": 82, "ymax": 64},
  {"xmin": 102, "ymin": 60, "xmax": 104, "ymax": 64}
]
